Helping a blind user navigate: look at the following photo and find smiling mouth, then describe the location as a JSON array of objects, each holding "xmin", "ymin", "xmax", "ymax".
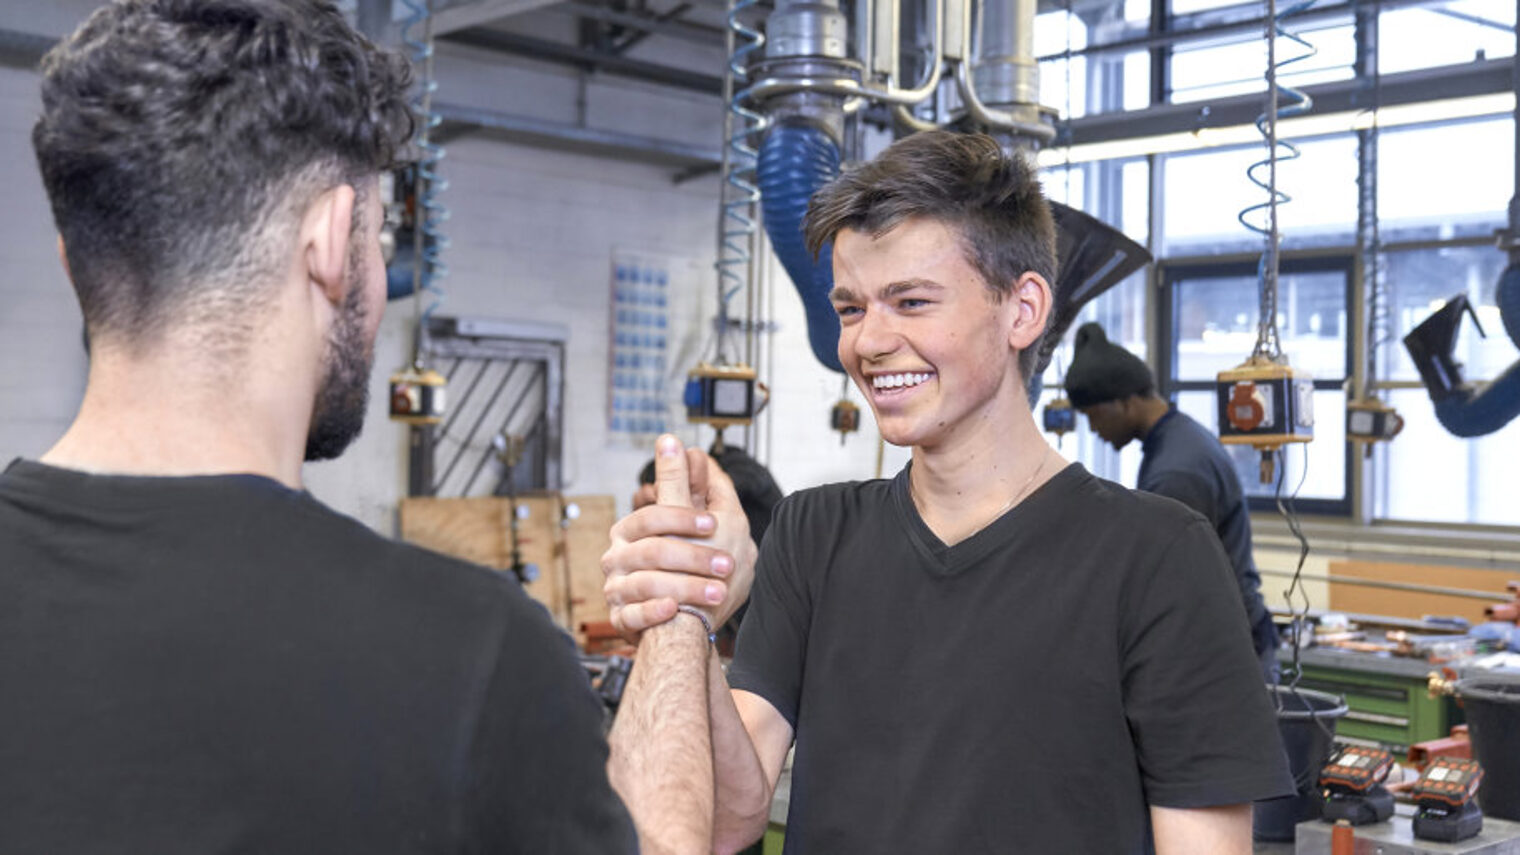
[{"xmin": 870, "ymin": 371, "xmax": 934, "ymax": 391}]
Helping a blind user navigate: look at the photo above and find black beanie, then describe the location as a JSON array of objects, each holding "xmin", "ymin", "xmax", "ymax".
[{"xmin": 1064, "ymin": 322, "xmax": 1155, "ymax": 408}]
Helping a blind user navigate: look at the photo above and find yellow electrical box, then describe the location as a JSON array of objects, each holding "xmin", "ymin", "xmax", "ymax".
[{"xmin": 390, "ymin": 365, "xmax": 447, "ymax": 425}]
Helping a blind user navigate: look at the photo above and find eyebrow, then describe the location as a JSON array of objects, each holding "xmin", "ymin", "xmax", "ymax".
[{"xmin": 829, "ymin": 279, "xmax": 943, "ymax": 302}]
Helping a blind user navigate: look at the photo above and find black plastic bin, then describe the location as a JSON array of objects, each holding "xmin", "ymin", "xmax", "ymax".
[
  {"xmin": 1456, "ymin": 678, "xmax": 1520, "ymax": 822},
  {"xmin": 1253, "ymin": 685, "xmax": 1348, "ymax": 842}
]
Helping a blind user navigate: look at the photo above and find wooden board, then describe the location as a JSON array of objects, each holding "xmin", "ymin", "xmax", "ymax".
[
  {"xmin": 563, "ymin": 495, "xmax": 616, "ymax": 642},
  {"xmin": 514, "ymin": 494, "xmax": 566, "ymax": 628},
  {"xmin": 1328, "ymin": 559, "xmax": 1518, "ymax": 625},
  {"xmin": 399, "ymin": 496, "xmax": 504, "ymax": 570},
  {"xmin": 399, "ymin": 495, "xmax": 570, "ymax": 629}
]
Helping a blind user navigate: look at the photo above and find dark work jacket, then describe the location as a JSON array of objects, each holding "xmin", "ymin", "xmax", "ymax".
[{"xmin": 1139, "ymin": 409, "xmax": 1280, "ymax": 678}]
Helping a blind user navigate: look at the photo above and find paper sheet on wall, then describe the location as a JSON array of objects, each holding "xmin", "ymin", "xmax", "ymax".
[{"xmin": 606, "ymin": 249, "xmax": 704, "ymax": 449}]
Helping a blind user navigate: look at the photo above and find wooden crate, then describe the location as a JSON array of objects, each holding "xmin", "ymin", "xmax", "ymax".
[
  {"xmin": 563, "ymin": 495, "xmax": 616, "ymax": 637},
  {"xmin": 398, "ymin": 494, "xmax": 615, "ymax": 646}
]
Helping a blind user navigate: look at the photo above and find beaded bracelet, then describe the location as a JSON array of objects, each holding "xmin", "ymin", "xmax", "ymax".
[{"xmin": 675, "ymin": 605, "xmax": 717, "ymax": 646}]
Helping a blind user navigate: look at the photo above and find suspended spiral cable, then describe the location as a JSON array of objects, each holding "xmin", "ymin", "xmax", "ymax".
[
  {"xmin": 401, "ymin": 0, "xmax": 450, "ymax": 359},
  {"xmin": 711, "ymin": 0, "xmax": 768, "ymax": 366},
  {"xmin": 1226, "ymin": 0, "xmax": 1323, "ymax": 712},
  {"xmin": 1361, "ymin": 0, "xmax": 1391, "ymax": 390},
  {"xmin": 1237, "ymin": 0, "xmax": 1318, "ymax": 363}
]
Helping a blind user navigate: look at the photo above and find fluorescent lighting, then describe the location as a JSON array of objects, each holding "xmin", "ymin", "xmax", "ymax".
[{"xmin": 1038, "ymin": 93, "xmax": 1516, "ymax": 166}]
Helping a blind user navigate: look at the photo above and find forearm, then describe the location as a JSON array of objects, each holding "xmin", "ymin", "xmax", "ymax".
[
  {"xmin": 710, "ymin": 654, "xmax": 774, "ymax": 854},
  {"xmin": 1150, "ymin": 803, "xmax": 1252, "ymax": 855},
  {"xmin": 607, "ymin": 614, "xmax": 713, "ymax": 855}
]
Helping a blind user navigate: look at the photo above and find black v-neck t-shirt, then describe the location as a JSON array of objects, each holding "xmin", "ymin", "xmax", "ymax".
[
  {"xmin": 0, "ymin": 459, "xmax": 635, "ymax": 854},
  {"xmin": 729, "ymin": 462, "xmax": 1292, "ymax": 854}
]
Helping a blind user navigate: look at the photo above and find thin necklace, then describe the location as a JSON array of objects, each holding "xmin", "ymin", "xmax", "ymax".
[{"xmin": 911, "ymin": 449, "xmax": 1054, "ymax": 537}]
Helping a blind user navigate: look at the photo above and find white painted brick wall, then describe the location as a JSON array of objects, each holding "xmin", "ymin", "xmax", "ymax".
[{"xmin": 308, "ymin": 136, "xmax": 739, "ymax": 531}]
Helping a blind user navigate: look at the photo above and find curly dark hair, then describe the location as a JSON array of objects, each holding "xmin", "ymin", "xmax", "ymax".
[
  {"xmin": 33, "ymin": 0, "xmax": 415, "ymax": 346},
  {"xmin": 802, "ymin": 130, "xmax": 1057, "ymax": 382}
]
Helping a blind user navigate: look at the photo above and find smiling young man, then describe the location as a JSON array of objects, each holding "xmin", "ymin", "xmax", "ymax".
[{"xmin": 602, "ymin": 130, "xmax": 1292, "ymax": 853}]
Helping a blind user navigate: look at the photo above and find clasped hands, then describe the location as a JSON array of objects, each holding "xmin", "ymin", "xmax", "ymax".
[{"xmin": 601, "ymin": 435, "xmax": 757, "ymax": 643}]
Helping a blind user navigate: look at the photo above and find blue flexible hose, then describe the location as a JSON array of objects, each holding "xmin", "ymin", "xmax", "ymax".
[
  {"xmin": 757, "ymin": 122, "xmax": 843, "ymax": 373},
  {"xmin": 1499, "ymin": 261, "xmax": 1520, "ymax": 349},
  {"xmin": 1434, "ymin": 363, "xmax": 1520, "ymax": 437},
  {"xmin": 1432, "ymin": 263, "xmax": 1520, "ymax": 436}
]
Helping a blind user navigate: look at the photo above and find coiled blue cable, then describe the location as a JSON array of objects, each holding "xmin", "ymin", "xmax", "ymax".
[{"xmin": 1238, "ymin": 0, "xmax": 1318, "ymax": 242}]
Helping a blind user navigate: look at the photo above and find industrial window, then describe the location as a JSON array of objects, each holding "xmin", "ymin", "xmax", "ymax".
[
  {"xmin": 1378, "ymin": 0, "xmax": 1515, "ymax": 75},
  {"xmin": 1363, "ymin": 107, "xmax": 1516, "ymax": 526},
  {"xmin": 1035, "ymin": 9, "xmax": 1151, "ymax": 119},
  {"xmin": 1159, "ymin": 134, "xmax": 1358, "ymax": 257},
  {"xmin": 1043, "ymin": 158, "xmax": 1151, "ymax": 244},
  {"xmin": 1376, "ymin": 117, "xmax": 1513, "ymax": 243},
  {"xmin": 1168, "ymin": 0, "xmax": 1257, "ymax": 19},
  {"xmin": 1158, "ymin": 257, "xmax": 1353, "ymax": 515},
  {"xmin": 1167, "ymin": 20, "xmax": 1355, "ymax": 105},
  {"xmin": 1038, "ymin": 271, "xmax": 1149, "ymax": 487},
  {"xmin": 1029, "ymin": 0, "xmax": 1519, "ymax": 530},
  {"xmin": 1370, "ymin": 244, "xmax": 1520, "ymax": 526},
  {"xmin": 1040, "ymin": 158, "xmax": 1151, "ymax": 486}
]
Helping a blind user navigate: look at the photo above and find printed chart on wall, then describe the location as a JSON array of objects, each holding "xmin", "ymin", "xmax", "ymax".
[{"xmin": 607, "ymin": 250, "xmax": 704, "ymax": 448}]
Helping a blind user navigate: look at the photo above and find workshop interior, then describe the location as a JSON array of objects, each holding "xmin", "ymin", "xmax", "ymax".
[{"xmin": 4, "ymin": 0, "xmax": 1520, "ymax": 850}]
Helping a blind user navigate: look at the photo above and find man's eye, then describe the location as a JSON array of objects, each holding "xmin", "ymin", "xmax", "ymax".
[{"xmin": 835, "ymin": 305, "xmax": 862, "ymax": 318}]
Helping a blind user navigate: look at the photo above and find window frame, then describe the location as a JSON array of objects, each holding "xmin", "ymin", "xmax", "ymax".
[
  {"xmin": 1029, "ymin": 0, "xmax": 1519, "ymax": 532},
  {"xmin": 1156, "ymin": 253, "xmax": 1356, "ymax": 517}
]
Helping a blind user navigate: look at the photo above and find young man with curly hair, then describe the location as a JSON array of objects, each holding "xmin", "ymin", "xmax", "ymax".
[{"xmin": 0, "ymin": 2, "xmax": 711, "ymax": 851}]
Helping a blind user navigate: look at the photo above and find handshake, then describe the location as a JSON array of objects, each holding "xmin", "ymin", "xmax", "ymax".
[{"xmin": 602, "ymin": 434, "xmax": 759, "ymax": 646}]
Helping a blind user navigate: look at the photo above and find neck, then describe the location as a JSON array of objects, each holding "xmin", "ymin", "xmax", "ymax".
[
  {"xmin": 908, "ymin": 386, "xmax": 1059, "ymax": 546},
  {"xmin": 41, "ymin": 331, "xmax": 318, "ymax": 489},
  {"xmin": 1134, "ymin": 395, "xmax": 1172, "ymax": 438}
]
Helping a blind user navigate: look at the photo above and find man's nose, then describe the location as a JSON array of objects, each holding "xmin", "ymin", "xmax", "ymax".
[{"xmin": 851, "ymin": 307, "xmax": 900, "ymax": 362}]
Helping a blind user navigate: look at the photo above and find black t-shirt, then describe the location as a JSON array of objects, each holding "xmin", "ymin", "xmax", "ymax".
[
  {"xmin": 1138, "ymin": 409, "xmax": 1279, "ymax": 672},
  {"xmin": 729, "ymin": 462, "xmax": 1293, "ymax": 854},
  {"xmin": 0, "ymin": 459, "xmax": 636, "ymax": 855}
]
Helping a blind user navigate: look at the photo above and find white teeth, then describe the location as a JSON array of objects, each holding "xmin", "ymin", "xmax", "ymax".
[{"xmin": 872, "ymin": 372, "xmax": 931, "ymax": 390}]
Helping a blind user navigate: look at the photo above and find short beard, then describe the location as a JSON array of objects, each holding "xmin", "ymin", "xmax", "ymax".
[{"xmin": 304, "ymin": 262, "xmax": 374, "ymax": 462}]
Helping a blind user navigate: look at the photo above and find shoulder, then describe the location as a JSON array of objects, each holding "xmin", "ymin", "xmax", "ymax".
[
  {"xmin": 271, "ymin": 492, "xmax": 555, "ymax": 630},
  {"xmin": 756, "ymin": 479, "xmax": 896, "ymax": 571},
  {"xmin": 772, "ymin": 478, "xmax": 892, "ymax": 522},
  {"xmin": 1056, "ymin": 465, "xmax": 1206, "ymax": 530},
  {"xmin": 285, "ymin": 493, "xmax": 492, "ymax": 572},
  {"xmin": 1150, "ymin": 413, "xmax": 1240, "ymax": 476},
  {"xmin": 1039, "ymin": 466, "xmax": 1217, "ymax": 570},
  {"xmin": 1156, "ymin": 409, "xmax": 1214, "ymax": 441},
  {"xmin": 1139, "ymin": 466, "xmax": 1220, "ymax": 510}
]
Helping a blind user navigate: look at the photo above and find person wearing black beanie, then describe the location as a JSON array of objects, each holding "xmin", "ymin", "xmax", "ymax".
[
  {"xmin": 1064, "ymin": 322, "xmax": 1156, "ymax": 410},
  {"xmin": 1065, "ymin": 321, "xmax": 1280, "ymax": 680}
]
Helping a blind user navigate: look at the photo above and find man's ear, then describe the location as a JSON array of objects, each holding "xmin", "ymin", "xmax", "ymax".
[
  {"xmin": 1007, "ymin": 271, "xmax": 1054, "ymax": 351},
  {"xmin": 300, "ymin": 184, "xmax": 356, "ymax": 307}
]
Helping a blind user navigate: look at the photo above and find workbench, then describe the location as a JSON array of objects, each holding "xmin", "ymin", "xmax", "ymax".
[
  {"xmin": 1280, "ymin": 646, "xmax": 1464, "ymax": 748},
  {"xmin": 1262, "ymin": 803, "xmax": 1520, "ymax": 854}
]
